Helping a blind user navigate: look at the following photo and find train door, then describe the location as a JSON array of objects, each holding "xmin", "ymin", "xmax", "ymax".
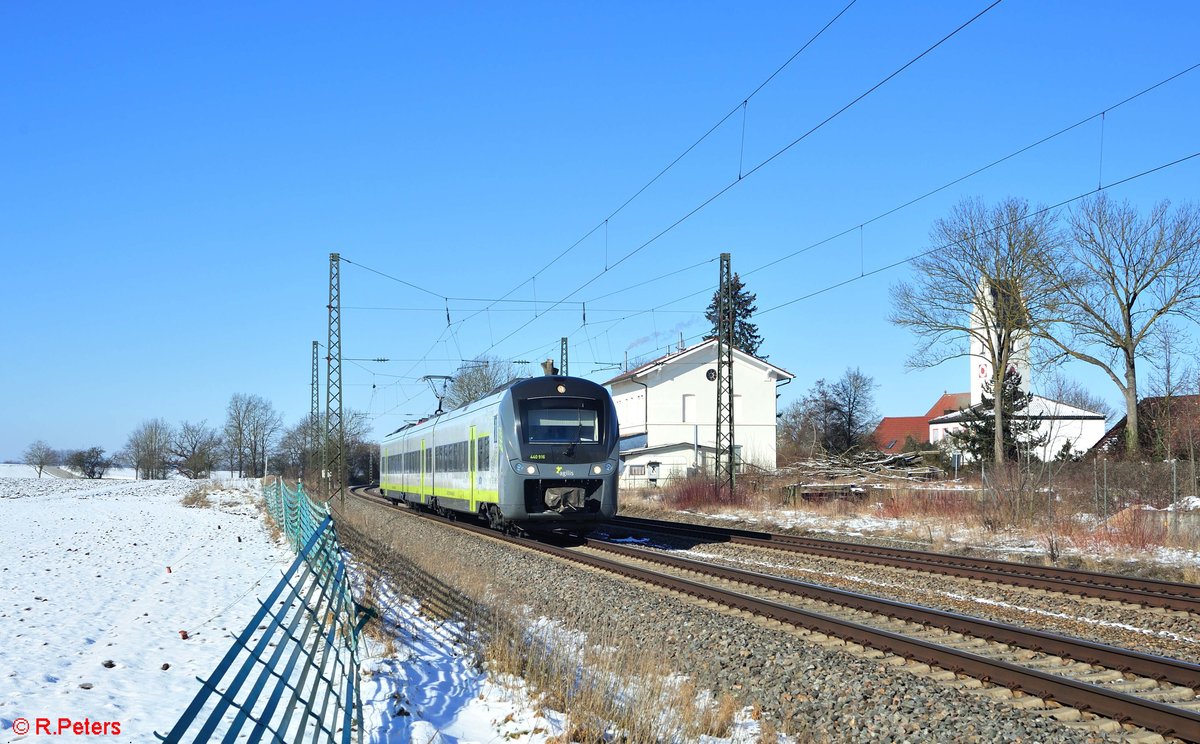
[
  {"xmin": 420, "ymin": 438, "xmax": 426, "ymax": 504},
  {"xmin": 469, "ymin": 424, "xmax": 477, "ymax": 511}
]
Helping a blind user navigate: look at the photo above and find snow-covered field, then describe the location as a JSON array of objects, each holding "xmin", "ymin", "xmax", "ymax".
[
  {"xmin": 0, "ymin": 478, "xmax": 286, "ymax": 741},
  {"xmin": 0, "ymin": 464, "xmax": 47, "ymax": 479}
]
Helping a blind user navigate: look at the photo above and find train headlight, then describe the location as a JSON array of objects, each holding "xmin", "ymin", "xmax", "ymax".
[
  {"xmin": 591, "ymin": 465, "xmax": 603, "ymax": 475},
  {"xmin": 510, "ymin": 461, "xmax": 539, "ymax": 475},
  {"xmin": 525, "ymin": 464, "xmax": 538, "ymax": 475}
]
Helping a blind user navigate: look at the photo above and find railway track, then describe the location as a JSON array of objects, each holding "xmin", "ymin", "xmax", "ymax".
[
  {"xmin": 610, "ymin": 514, "xmax": 1200, "ymax": 615},
  {"xmin": 347, "ymin": 488, "xmax": 1200, "ymax": 741}
]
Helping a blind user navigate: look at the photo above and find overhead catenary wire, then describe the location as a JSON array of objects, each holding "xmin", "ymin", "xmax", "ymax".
[
  {"xmin": 576, "ymin": 148, "xmax": 1200, "ymax": 363},
  {"xmin": 469, "ymin": 0, "xmax": 1005, "ymax": 359},
  {"xmin": 757, "ymin": 150, "xmax": 1200, "ymax": 316},
  {"xmin": 361, "ymin": 0, "xmax": 860, "ymax": 351},
  {"xmin": 566, "ymin": 59, "xmax": 1200, "ymax": 352},
  {"xmin": 345, "ymin": 20, "xmax": 1196, "ymax": 418}
]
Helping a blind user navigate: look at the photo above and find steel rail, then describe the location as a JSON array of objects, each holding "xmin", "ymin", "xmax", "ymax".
[
  {"xmin": 585, "ymin": 538, "xmax": 1200, "ymax": 688},
  {"xmin": 611, "ymin": 515, "xmax": 1200, "ymax": 613}
]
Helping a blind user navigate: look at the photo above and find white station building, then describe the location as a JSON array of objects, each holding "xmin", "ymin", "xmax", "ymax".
[{"xmin": 604, "ymin": 339, "xmax": 793, "ymax": 489}]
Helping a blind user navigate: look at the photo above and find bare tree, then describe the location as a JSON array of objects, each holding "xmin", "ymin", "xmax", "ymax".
[
  {"xmin": 223, "ymin": 394, "xmax": 253, "ymax": 476},
  {"xmin": 443, "ymin": 357, "xmax": 518, "ymax": 410},
  {"xmin": 170, "ymin": 420, "xmax": 223, "ymax": 478},
  {"xmin": 777, "ymin": 399, "xmax": 822, "ymax": 462},
  {"xmin": 223, "ymin": 393, "xmax": 282, "ymax": 477},
  {"xmin": 23, "ymin": 440, "xmax": 57, "ymax": 477},
  {"xmin": 784, "ymin": 369, "xmax": 879, "ymax": 457},
  {"xmin": 125, "ymin": 418, "xmax": 174, "ymax": 479},
  {"xmin": 278, "ymin": 410, "xmax": 373, "ymax": 484},
  {"xmin": 1041, "ymin": 371, "xmax": 1115, "ymax": 423},
  {"xmin": 891, "ymin": 197, "xmax": 1060, "ymax": 465},
  {"xmin": 829, "ymin": 367, "xmax": 880, "ymax": 453},
  {"xmin": 1037, "ymin": 196, "xmax": 1200, "ymax": 457},
  {"xmin": 65, "ymin": 447, "xmax": 112, "ymax": 479},
  {"xmin": 245, "ymin": 396, "xmax": 283, "ymax": 477}
]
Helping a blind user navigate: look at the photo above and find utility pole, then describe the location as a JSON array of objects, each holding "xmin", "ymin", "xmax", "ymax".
[
  {"xmin": 326, "ymin": 253, "xmax": 346, "ymax": 507},
  {"xmin": 714, "ymin": 252, "xmax": 735, "ymax": 498},
  {"xmin": 560, "ymin": 337, "xmax": 569, "ymax": 377}
]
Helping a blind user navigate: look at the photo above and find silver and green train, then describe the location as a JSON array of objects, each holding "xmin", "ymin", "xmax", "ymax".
[{"xmin": 380, "ymin": 375, "xmax": 619, "ymax": 532}]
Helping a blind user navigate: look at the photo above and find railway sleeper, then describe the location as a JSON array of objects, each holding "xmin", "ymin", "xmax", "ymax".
[{"xmin": 1140, "ymin": 687, "xmax": 1197, "ymax": 702}]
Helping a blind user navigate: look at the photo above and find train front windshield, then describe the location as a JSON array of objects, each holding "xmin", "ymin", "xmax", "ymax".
[{"xmin": 525, "ymin": 403, "xmax": 600, "ymax": 444}]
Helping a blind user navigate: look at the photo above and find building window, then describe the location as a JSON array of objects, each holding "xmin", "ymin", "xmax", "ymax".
[{"xmin": 629, "ymin": 465, "xmax": 646, "ymax": 476}]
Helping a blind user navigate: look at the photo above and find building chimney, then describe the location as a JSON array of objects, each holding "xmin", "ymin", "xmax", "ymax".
[{"xmin": 540, "ymin": 359, "xmax": 559, "ymax": 376}]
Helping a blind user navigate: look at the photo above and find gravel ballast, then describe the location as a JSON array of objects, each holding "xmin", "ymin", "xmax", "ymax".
[{"xmin": 340, "ymin": 498, "xmax": 1121, "ymax": 743}]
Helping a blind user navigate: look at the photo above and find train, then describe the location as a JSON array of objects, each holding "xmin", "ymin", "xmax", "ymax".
[{"xmin": 379, "ymin": 374, "xmax": 620, "ymax": 533}]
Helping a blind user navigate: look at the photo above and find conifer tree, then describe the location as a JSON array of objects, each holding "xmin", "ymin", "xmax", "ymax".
[
  {"xmin": 705, "ymin": 273, "xmax": 765, "ymax": 358},
  {"xmin": 953, "ymin": 368, "xmax": 1047, "ymax": 461}
]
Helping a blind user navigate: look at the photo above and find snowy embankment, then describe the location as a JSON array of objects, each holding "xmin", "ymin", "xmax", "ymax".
[{"xmin": 0, "ymin": 478, "xmax": 286, "ymax": 740}]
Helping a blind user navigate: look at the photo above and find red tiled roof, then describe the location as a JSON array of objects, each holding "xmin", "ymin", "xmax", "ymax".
[
  {"xmin": 872, "ymin": 416, "xmax": 929, "ymax": 454},
  {"xmin": 924, "ymin": 392, "xmax": 970, "ymax": 419}
]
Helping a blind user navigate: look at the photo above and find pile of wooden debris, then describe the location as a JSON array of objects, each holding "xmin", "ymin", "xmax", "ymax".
[{"xmin": 777, "ymin": 450, "xmax": 944, "ymax": 490}]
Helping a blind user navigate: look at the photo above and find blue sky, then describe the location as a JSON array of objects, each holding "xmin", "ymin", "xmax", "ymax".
[{"xmin": 3, "ymin": 1, "xmax": 1199, "ymax": 459}]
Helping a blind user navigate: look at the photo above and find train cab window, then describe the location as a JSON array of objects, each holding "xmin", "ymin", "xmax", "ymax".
[{"xmin": 526, "ymin": 408, "xmax": 599, "ymax": 444}]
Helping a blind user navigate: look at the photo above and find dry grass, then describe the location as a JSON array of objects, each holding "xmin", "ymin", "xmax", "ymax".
[
  {"xmin": 180, "ymin": 485, "xmax": 215, "ymax": 508},
  {"xmin": 621, "ymin": 465, "xmax": 1200, "ymax": 582}
]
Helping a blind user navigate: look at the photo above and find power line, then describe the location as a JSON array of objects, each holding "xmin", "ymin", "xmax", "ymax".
[
  {"xmin": 339, "ymin": 256, "xmax": 446, "ymax": 301},
  {"xmin": 740, "ymin": 60, "xmax": 1200, "ymax": 280},
  {"xmin": 758, "ymin": 150, "xmax": 1200, "ymax": 315}
]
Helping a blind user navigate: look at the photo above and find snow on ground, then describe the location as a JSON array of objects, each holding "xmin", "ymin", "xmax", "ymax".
[
  {"xmin": 0, "ymin": 478, "xmax": 288, "ymax": 741},
  {"xmin": 357, "ymin": 597, "xmax": 559, "ymax": 744},
  {"xmin": 356, "ymin": 585, "xmax": 781, "ymax": 744},
  {"xmin": 0, "ymin": 464, "xmax": 49, "ymax": 479}
]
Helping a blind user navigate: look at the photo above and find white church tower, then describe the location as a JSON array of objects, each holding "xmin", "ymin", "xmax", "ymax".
[{"xmin": 968, "ymin": 279, "xmax": 1031, "ymax": 406}]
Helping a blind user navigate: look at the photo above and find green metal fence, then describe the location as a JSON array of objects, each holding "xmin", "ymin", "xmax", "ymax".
[{"xmin": 158, "ymin": 480, "xmax": 366, "ymax": 743}]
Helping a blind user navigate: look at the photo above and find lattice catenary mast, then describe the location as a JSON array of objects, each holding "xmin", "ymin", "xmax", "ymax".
[
  {"xmin": 714, "ymin": 252, "xmax": 736, "ymax": 496},
  {"xmin": 560, "ymin": 337, "xmax": 569, "ymax": 377},
  {"xmin": 326, "ymin": 253, "xmax": 346, "ymax": 506}
]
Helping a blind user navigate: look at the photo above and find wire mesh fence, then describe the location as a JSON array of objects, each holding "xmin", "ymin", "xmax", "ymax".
[{"xmin": 158, "ymin": 480, "xmax": 367, "ymax": 744}]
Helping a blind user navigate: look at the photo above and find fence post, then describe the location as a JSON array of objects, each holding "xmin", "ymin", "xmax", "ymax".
[{"xmin": 1172, "ymin": 459, "xmax": 1179, "ymax": 539}]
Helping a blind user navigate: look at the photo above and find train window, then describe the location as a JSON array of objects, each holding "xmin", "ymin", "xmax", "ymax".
[
  {"xmin": 476, "ymin": 436, "xmax": 490, "ymax": 471},
  {"xmin": 526, "ymin": 408, "xmax": 599, "ymax": 443}
]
